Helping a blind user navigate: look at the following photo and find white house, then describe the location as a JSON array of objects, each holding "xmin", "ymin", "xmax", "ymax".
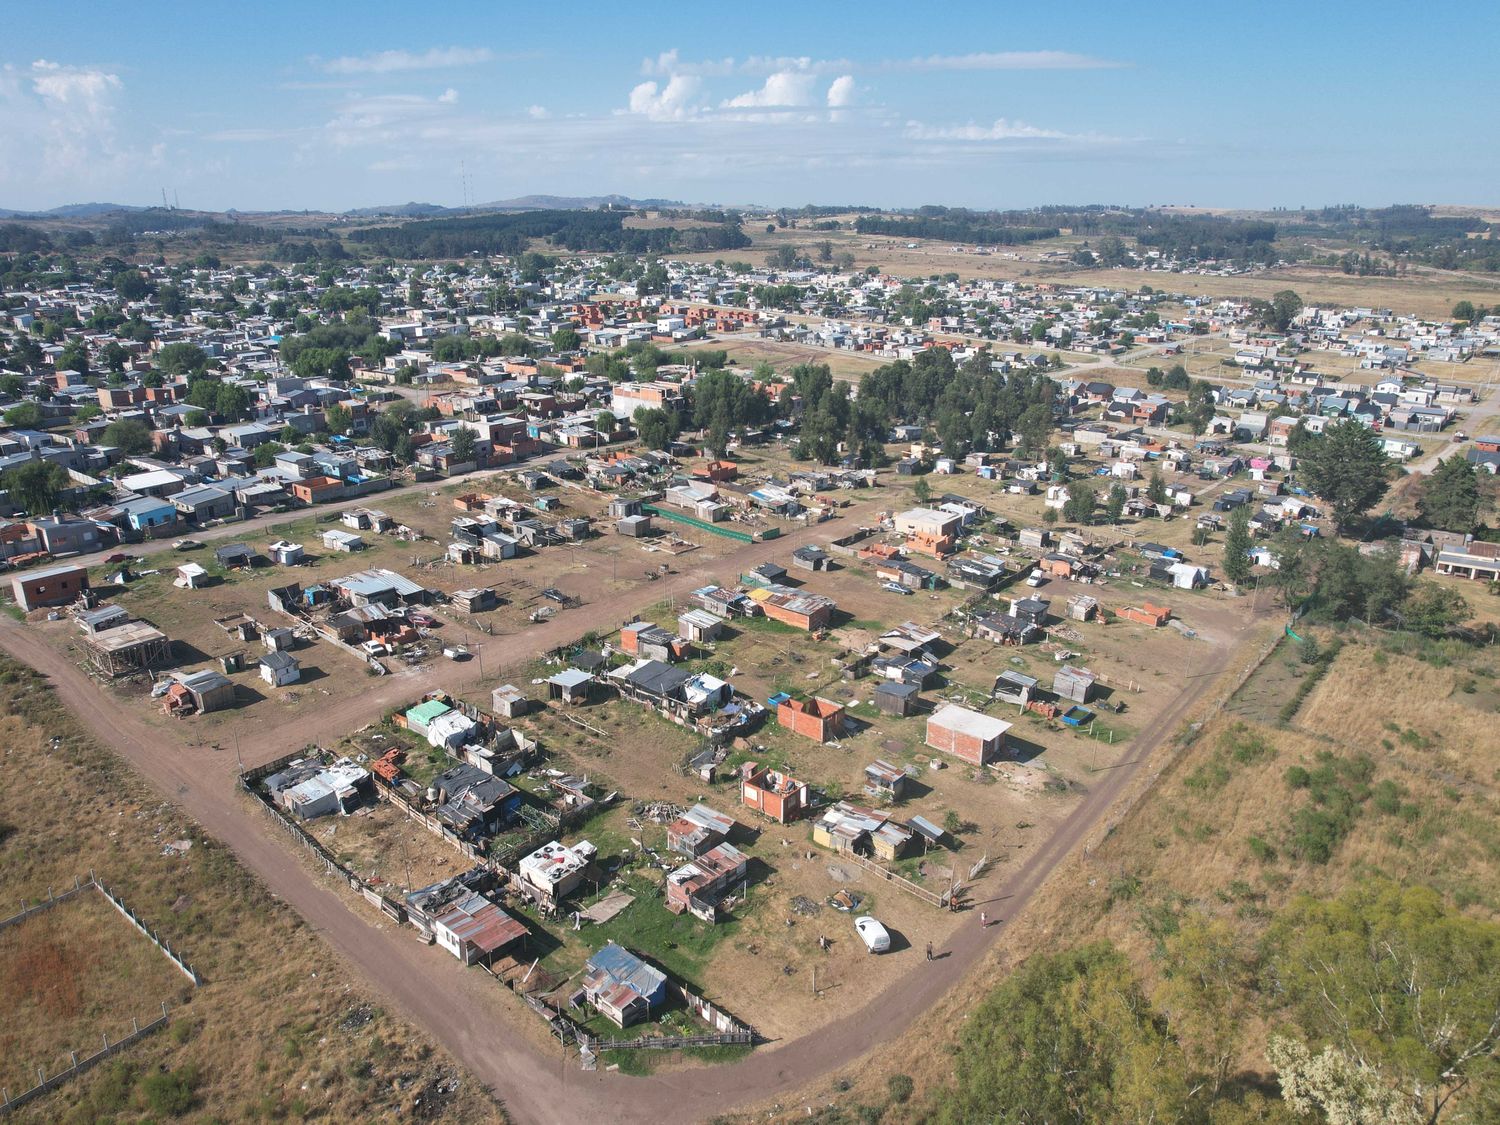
[{"xmin": 259, "ymin": 651, "xmax": 301, "ymax": 686}]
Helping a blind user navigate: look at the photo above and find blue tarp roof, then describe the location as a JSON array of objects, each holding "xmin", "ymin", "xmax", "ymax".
[{"xmin": 585, "ymin": 943, "xmax": 667, "ymax": 1003}]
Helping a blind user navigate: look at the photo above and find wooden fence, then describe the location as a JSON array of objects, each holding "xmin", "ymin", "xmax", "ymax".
[{"xmin": 842, "ymin": 851, "xmax": 955, "ymax": 909}]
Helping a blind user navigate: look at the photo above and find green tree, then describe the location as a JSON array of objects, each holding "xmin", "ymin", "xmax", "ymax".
[
  {"xmin": 1266, "ymin": 881, "xmax": 1500, "ymax": 1124},
  {"xmin": 74, "ymin": 404, "xmax": 102, "ymax": 423},
  {"xmin": 102, "ymin": 418, "xmax": 153, "ymax": 455},
  {"xmin": 551, "ymin": 326, "xmax": 581, "ymax": 352},
  {"xmin": 1298, "ymin": 419, "xmax": 1391, "ymax": 533},
  {"xmin": 1146, "ymin": 468, "xmax": 1169, "ymax": 506},
  {"xmin": 1017, "ymin": 402, "xmax": 1053, "ymax": 456},
  {"xmin": 4, "ymin": 401, "xmax": 43, "ymax": 428},
  {"xmin": 155, "ymin": 342, "xmax": 208, "ymax": 376},
  {"xmin": 1063, "ymin": 481, "xmax": 1097, "ymax": 525},
  {"xmin": 111, "ymin": 269, "xmax": 151, "ymax": 302},
  {"xmin": 1222, "ymin": 506, "xmax": 1254, "ymax": 584},
  {"xmin": 185, "ymin": 409, "xmax": 210, "ymax": 427},
  {"xmin": 633, "ymin": 407, "xmax": 679, "ymax": 451},
  {"xmin": 912, "ymin": 475, "xmax": 932, "ymax": 505},
  {"xmin": 99, "ymin": 341, "xmax": 130, "ymax": 372},
  {"xmin": 1157, "ymin": 911, "xmax": 1257, "ymax": 1096},
  {"xmin": 3, "ymin": 459, "xmax": 68, "ymax": 513},
  {"xmin": 1256, "ymin": 289, "xmax": 1303, "ymax": 333},
  {"xmin": 214, "ymin": 383, "xmax": 251, "ymax": 422},
  {"xmin": 323, "ymin": 403, "xmax": 352, "ymax": 435},
  {"xmin": 1105, "ymin": 483, "xmax": 1128, "ymax": 523},
  {"xmin": 1452, "ymin": 300, "xmax": 1477, "ymax": 324},
  {"xmin": 450, "ymin": 424, "xmax": 477, "ymax": 462},
  {"xmin": 1400, "ymin": 582, "xmax": 1470, "ymax": 638},
  {"xmin": 1418, "ymin": 456, "xmax": 1484, "ymax": 534},
  {"xmin": 935, "ymin": 943, "xmax": 1192, "ymax": 1125},
  {"xmin": 57, "ymin": 340, "xmax": 89, "ymax": 376}
]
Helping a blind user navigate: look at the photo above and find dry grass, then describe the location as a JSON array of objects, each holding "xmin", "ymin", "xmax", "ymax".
[
  {"xmin": 1297, "ymin": 643, "xmax": 1500, "ymax": 784},
  {"xmin": 0, "ymin": 893, "xmax": 193, "ymax": 1095},
  {"xmin": 0, "ymin": 658, "xmax": 504, "ymax": 1123}
]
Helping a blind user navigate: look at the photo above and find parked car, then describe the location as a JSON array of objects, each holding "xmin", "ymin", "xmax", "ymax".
[
  {"xmin": 880, "ymin": 582, "xmax": 912, "ymax": 596},
  {"xmin": 855, "ymin": 915, "xmax": 891, "ymax": 954},
  {"xmin": 1025, "ymin": 572, "xmax": 1047, "ymax": 587}
]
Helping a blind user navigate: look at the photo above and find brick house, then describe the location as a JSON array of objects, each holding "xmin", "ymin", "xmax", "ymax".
[
  {"xmin": 925, "ymin": 703, "xmax": 1011, "ymax": 767},
  {"xmin": 777, "ymin": 696, "xmax": 846, "ymax": 742}
]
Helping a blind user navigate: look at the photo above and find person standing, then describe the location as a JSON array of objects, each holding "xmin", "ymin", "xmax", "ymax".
[
  {"xmin": 925, "ymin": 941, "xmax": 933, "ymax": 961},
  {"xmin": 980, "ymin": 911, "xmax": 987, "ymax": 927}
]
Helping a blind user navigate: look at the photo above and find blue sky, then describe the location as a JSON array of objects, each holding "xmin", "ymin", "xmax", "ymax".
[{"xmin": 2, "ymin": 1, "xmax": 1495, "ymax": 213}]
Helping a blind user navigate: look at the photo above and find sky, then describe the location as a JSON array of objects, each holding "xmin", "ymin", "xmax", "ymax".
[{"xmin": 1, "ymin": 0, "xmax": 1496, "ymax": 214}]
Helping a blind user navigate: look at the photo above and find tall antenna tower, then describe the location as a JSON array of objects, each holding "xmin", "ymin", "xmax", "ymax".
[
  {"xmin": 161, "ymin": 187, "xmax": 170, "ymax": 209},
  {"xmin": 460, "ymin": 160, "xmax": 470, "ymax": 209}
]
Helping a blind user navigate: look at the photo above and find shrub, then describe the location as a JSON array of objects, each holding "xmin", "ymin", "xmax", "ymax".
[
  {"xmin": 887, "ymin": 1074, "xmax": 915, "ymax": 1104},
  {"xmin": 1284, "ymin": 765, "xmax": 1311, "ymax": 789},
  {"xmin": 139, "ymin": 1065, "xmax": 197, "ymax": 1116},
  {"xmin": 1247, "ymin": 835, "xmax": 1277, "ymax": 863}
]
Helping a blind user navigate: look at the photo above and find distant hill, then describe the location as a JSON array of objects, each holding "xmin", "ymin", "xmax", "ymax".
[
  {"xmin": 343, "ymin": 202, "xmax": 453, "ymax": 218},
  {"xmin": 0, "ymin": 201, "xmax": 148, "ymax": 219},
  {"xmin": 475, "ymin": 194, "xmax": 686, "ymax": 211}
]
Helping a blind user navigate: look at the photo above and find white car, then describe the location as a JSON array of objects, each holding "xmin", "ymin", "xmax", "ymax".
[
  {"xmin": 854, "ymin": 915, "xmax": 891, "ymax": 954},
  {"xmin": 1025, "ymin": 572, "xmax": 1046, "ymax": 587}
]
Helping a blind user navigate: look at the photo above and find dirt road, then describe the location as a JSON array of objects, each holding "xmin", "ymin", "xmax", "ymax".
[{"xmin": 0, "ymin": 543, "xmax": 1265, "ymax": 1124}]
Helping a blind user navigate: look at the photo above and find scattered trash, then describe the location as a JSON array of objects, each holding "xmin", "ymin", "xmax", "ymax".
[
  {"xmin": 789, "ymin": 895, "xmax": 822, "ymax": 917},
  {"xmin": 828, "ymin": 888, "xmax": 864, "ymax": 912}
]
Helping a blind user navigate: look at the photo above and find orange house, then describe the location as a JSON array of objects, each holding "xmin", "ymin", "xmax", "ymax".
[
  {"xmin": 740, "ymin": 763, "xmax": 810, "ymax": 823},
  {"xmin": 1117, "ymin": 602, "xmax": 1171, "ymax": 627},
  {"xmin": 290, "ymin": 476, "xmax": 345, "ymax": 505},
  {"xmin": 777, "ymin": 697, "xmax": 846, "ymax": 742}
]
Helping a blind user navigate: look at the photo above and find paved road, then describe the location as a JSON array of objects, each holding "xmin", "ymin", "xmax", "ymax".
[{"xmin": 1, "ymin": 503, "xmax": 1269, "ymax": 1123}]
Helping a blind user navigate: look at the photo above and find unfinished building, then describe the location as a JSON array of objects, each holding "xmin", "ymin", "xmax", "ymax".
[{"xmin": 83, "ymin": 620, "xmax": 172, "ymax": 677}]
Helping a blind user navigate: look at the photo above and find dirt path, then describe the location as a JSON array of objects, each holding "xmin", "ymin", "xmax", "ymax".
[{"xmin": 0, "ymin": 544, "xmax": 1265, "ymax": 1125}]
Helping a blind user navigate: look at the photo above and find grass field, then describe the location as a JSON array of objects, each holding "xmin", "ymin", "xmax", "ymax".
[
  {"xmin": 0, "ymin": 892, "xmax": 193, "ymax": 1097},
  {"xmin": 0, "ymin": 656, "xmax": 504, "ymax": 1123}
]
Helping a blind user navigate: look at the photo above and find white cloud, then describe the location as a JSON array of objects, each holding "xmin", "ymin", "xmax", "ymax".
[
  {"xmin": 321, "ymin": 47, "xmax": 494, "ymax": 75},
  {"xmin": 438, "ymin": 88, "xmax": 459, "ymax": 104},
  {"xmin": 826, "ymin": 75, "xmax": 856, "ymax": 108},
  {"xmin": 904, "ymin": 117, "xmax": 1122, "ymax": 144},
  {"xmin": 526, "ymin": 105, "xmax": 550, "ymax": 119},
  {"xmin": 641, "ymin": 47, "xmax": 1119, "ymax": 77},
  {"xmin": 0, "ymin": 59, "xmax": 141, "ymax": 187},
  {"xmin": 626, "ymin": 75, "xmax": 704, "ymax": 120},
  {"xmin": 722, "ymin": 71, "xmax": 818, "ymax": 109},
  {"xmin": 894, "ymin": 51, "xmax": 1124, "ymax": 71},
  {"xmin": 29, "ymin": 59, "xmax": 122, "ymax": 116}
]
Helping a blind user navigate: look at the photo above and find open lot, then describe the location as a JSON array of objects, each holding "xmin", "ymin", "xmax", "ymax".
[{"xmin": 0, "ymin": 892, "xmax": 193, "ymax": 1097}]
